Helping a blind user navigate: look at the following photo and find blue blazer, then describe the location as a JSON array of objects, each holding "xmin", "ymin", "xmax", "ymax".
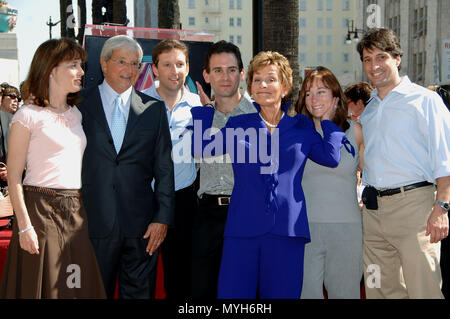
[{"xmin": 190, "ymin": 106, "xmax": 345, "ymax": 242}]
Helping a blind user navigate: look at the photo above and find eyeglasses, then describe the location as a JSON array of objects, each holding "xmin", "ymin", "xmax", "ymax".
[
  {"xmin": 3, "ymin": 94, "xmax": 21, "ymax": 102},
  {"xmin": 110, "ymin": 58, "xmax": 142, "ymax": 70}
]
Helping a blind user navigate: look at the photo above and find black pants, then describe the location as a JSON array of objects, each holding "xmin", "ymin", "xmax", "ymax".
[
  {"xmin": 441, "ymin": 236, "xmax": 449, "ymax": 299},
  {"xmin": 160, "ymin": 181, "xmax": 198, "ymax": 299},
  {"xmin": 90, "ymin": 218, "xmax": 158, "ymax": 299},
  {"xmin": 191, "ymin": 194, "xmax": 229, "ymax": 299}
]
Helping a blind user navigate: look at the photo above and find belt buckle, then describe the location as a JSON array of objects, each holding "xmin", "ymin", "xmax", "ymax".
[{"xmin": 218, "ymin": 197, "xmax": 230, "ymax": 206}]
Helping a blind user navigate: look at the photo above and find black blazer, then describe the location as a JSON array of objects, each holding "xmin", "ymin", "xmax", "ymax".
[{"xmin": 78, "ymin": 86, "xmax": 175, "ymax": 238}]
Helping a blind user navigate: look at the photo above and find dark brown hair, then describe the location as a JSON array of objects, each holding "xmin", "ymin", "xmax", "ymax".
[
  {"xmin": 356, "ymin": 28, "xmax": 403, "ymax": 70},
  {"xmin": 204, "ymin": 40, "xmax": 243, "ymax": 73},
  {"xmin": 21, "ymin": 38, "xmax": 87, "ymax": 107},
  {"xmin": 429, "ymin": 85, "xmax": 450, "ymax": 111},
  {"xmin": 344, "ymin": 82, "xmax": 374, "ymax": 106},
  {"xmin": 1, "ymin": 85, "xmax": 20, "ymax": 99},
  {"xmin": 295, "ymin": 66, "xmax": 349, "ymax": 132},
  {"xmin": 152, "ymin": 39, "xmax": 189, "ymax": 66}
]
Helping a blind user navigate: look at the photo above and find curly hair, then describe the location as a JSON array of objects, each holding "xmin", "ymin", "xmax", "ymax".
[
  {"xmin": 357, "ymin": 28, "xmax": 403, "ymax": 71},
  {"xmin": 246, "ymin": 51, "xmax": 293, "ymax": 101},
  {"xmin": 344, "ymin": 82, "xmax": 374, "ymax": 106}
]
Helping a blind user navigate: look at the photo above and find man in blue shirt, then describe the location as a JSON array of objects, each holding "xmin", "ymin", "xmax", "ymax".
[
  {"xmin": 142, "ymin": 39, "xmax": 201, "ymax": 299},
  {"xmin": 357, "ymin": 28, "xmax": 450, "ymax": 299}
]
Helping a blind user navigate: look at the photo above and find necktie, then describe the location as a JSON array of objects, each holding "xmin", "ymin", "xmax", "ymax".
[{"xmin": 111, "ymin": 95, "xmax": 126, "ymax": 153}]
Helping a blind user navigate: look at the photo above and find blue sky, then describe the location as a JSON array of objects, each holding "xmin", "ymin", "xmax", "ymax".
[{"xmin": 8, "ymin": 0, "xmax": 134, "ymax": 82}]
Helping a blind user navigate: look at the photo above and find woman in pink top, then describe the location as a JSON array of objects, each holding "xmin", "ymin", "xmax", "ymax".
[{"xmin": 0, "ymin": 38, "xmax": 106, "ymax": 298}]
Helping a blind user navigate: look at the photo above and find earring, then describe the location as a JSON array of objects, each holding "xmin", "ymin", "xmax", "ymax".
[
  {"xmin": 50, "ymin": 74, "xmax": 53, "ymax": 78},
  {"xmin": 282, "ymin": 94, "xmax": 285, "ymax": 98}
]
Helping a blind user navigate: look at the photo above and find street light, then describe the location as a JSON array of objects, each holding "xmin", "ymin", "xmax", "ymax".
[
  {"xmin": 345, "ymin": 20, "xmax": 364, "ymax": 45},
  {"xmin": 46, "ymin": 16, "xmax": 60, "ymax": 39}
]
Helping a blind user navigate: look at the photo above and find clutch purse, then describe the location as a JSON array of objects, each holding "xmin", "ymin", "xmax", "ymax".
[{"xmin": 0, "ymin": 186, "xmax": 13, "ymax": 218}]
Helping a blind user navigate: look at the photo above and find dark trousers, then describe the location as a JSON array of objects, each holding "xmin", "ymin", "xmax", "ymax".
[
  {"xmin": 90, "ymin": 218, "xmax": 158, "ymax": 299},
  {"xmin": 442, "ymin": 236, "xmax": 449, "ymax": 299},
  {"xmin": 160, "ymin": 181, "xmax": 198, "ymax": 299},
  {"xmin": 191, "ymin": 194, "xmax": 229, "ymax": 299}
]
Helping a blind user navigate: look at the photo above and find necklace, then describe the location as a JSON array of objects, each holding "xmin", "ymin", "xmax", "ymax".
[{"xmin": 259, "ymin": 112, "xmax": 284, "ymax": 128}]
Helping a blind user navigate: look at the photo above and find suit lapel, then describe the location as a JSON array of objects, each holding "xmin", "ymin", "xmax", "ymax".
[
  {"xmin": 84, "ymin": 87, "xmax": 114, "ymax": 141},
  {"xmin": 120, "ymin": 89, "xmax": 148, "ymax": 151}
]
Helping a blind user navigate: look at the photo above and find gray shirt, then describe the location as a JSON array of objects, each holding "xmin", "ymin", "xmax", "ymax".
[
  {"xmin": 301, "ymin": 120, "xmax": 361, "ymax": 223},
  {"xmin": 197, "ymin": 91, "xmax": 257, "ymax": 197},
  {"xmin": 0, "ymin": 110, "xmax": 13, "ymax": 160}
]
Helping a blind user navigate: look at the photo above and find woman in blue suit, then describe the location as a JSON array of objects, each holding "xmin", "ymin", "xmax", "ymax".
[{"xmin": 190, "ymin": 51, "xmax": 345, "ymax": 299}]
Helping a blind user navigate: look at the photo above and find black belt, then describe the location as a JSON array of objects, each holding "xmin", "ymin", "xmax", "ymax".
[
  {"xmin": 200, "ymin": 193, "xmax": 231, "ymax": 206},
  {"xmin": 375, "ymin": 181, "xmax": 433, "ymax": 197}
]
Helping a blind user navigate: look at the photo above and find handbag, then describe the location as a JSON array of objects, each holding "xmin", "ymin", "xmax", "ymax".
[
  {"xmin": 0, "ymin": 186, "xmax": 13, "ymax": 218},
  {"xmin": 0, "ymin": 116, "xmax": 13, "ymax": 219}
]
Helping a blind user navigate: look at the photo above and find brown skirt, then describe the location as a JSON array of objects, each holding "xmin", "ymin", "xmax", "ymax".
[{"xmin": 0, "ymin": 186, "xmax": 106, "ymax": 299}]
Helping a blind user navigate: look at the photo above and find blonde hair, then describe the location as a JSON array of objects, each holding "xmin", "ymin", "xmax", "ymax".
[{"xmin": 246, "ymin": 51, "xmax": 292, "ymax": 99}]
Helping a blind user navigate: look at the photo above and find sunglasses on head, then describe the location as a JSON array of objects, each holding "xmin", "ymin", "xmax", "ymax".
[{"xmin": 3, "ymin": 94, "xmax": 21, "ymax": 102}]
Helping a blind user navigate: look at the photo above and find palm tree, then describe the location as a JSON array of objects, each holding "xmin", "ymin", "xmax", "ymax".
[
  {"xmin": 59, "ymin": 0, "xmax": 86, "ymax": 42},
  {"xmin": 91, "ymin": 0, "xmax": 127, "ymax": 26},
  {"xmin": 262, "ymin": 0, "xmax": 299, "ymax": 112},
  {"xmin": 113, "ymin": 0, "xmax": 127, "ymax": 25},
  {"xmin": 92, "ymin": 0, "xmax": 104, "ymax": 25},
  {"xmin": 77, "ymin": 0, "xmax": 87, "ymax": 44},
  {"xmin": 158, "ymin": 0, "xmax": 181, "ymax": 29},
  {"xmin": 60, "ymin": 0, "xmax": 75, "ymax": 39}
]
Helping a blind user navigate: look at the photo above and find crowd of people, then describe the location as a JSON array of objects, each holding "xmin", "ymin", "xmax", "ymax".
[{"xmin": 0, "ymin": 27, "xmax": 449, "ymax": 299}]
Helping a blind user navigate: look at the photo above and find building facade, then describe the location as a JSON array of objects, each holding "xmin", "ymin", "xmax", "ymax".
[
  {"xmin": 134, "ymin": 0, "xmax": 449, "ymax": 87},
  {"xmin": 363, "ymin": 0, "xmax": 450, "ymax": 86},
  {"xmin": 298, "ymin": 0, "xmax": 360, "ymax": 86},
  {"xmin": 134, "ymin": 0, "xmax": 158, "ymax": 29},
  {"xmin": 178, "ymin": 0, "xmax": 253, "ymax": 72},
  {"xmin": 0, "ymin": 32, "xmax": 19, "ymax": 87}
]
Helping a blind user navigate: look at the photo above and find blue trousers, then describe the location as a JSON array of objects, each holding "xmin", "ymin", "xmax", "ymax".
[{"xmin": 218, "ymin": 233, "xmax": 307, "ymax": 299}]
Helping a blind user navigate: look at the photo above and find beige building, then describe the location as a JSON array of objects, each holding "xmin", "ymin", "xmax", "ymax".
[
  {"xmin": 178, "ymin": 0, "xmax": 254, "ymax": 72},
  {"xmin": 134, "ymin": 0, "xmax": 158, "ymax": 28},
  {"xmin": 361, "ymin": 0, "xmax": 450, "ymax": 86},
  {"xmin": 0, "ymin": 33, "xmax": 19, "ymax": 87},
  {"xmin": 298, "ymin": 0, "xmax": 360, "ymax": 86}
]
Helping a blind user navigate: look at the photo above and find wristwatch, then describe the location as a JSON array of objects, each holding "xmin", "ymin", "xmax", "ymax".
[{"xmin": 435, "ymin": 200, "xmax": 450, "ymax": 212}]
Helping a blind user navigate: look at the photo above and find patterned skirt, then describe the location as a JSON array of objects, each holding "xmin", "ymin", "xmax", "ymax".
[{"xmin": 0, "ymin": 186, "xmax": 106, "ymax": 298}]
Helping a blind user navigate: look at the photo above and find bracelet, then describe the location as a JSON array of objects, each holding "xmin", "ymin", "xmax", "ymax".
[
  {"xmin": 204, "ymin": 103, "xmax": 214, "ymax": 107},
  {"xmin": 18, "ymin": 226, "xmax": 34, "ymax": 235}
]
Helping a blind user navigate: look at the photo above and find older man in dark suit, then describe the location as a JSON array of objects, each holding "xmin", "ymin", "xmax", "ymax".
[{"xmin": 78, "ymin": 35, "xmax": 175, "ymax": 299}]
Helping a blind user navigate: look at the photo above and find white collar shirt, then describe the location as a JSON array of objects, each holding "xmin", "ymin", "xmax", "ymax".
[
  {"xmin": 142, "ymin": 83, "xmax": 201, "ymax": 191},
  {"xmin": 98, "ymin": 79, "xmax": 132, "ymax": 130},
  {"xmin": 359, "ymin": 76, "xmax": 450, "ymax": 189}
]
